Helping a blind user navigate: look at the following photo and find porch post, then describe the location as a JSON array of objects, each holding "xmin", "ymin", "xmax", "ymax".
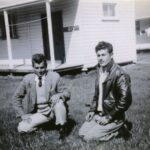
[
  {"xmin": 46, "ymin": 0, "xmax": 55, "ymax": 69},
  {"xmin": 4, "ymin": 10, "xmax": 13, "ymax": 69}
]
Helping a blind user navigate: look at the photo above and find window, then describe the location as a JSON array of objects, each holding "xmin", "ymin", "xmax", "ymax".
[
  {"xmin": 103, "ymin": 3, "xmax": 116, "ymax": 17},
  {"xmin": 0, "ymin": 15, "xmax": 6, "ymax": 39},
  {"xmin": 0, "ymin": 14, "xmax": 18, "ymax": 40},
  {"xmin": 136, "ymin": 21, "xmax": 140, "ymax": 35},
  {"xmin": 102, "ymin": 1, "xmax": 119, "ymax": 21},
  {"xmin": 9, "ymin": 14, "xmax": 18, "ymax": 39}
]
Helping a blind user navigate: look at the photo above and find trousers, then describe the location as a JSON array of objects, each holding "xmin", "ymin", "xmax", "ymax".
[
  {"xmin": 79, "ymin": 115, "xmax": 123, "ymax": 141},
  {"xmin": 17, "ymin": 100, "xmax": 66, "ymax": 133}
]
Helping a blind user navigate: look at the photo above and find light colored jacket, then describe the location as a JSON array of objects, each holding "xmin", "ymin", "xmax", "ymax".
[{"xmin": 13, "ymin": 71, "xmax": 70, "ymax": 117}]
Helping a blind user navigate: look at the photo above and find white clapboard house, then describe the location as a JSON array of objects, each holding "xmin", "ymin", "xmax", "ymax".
[
  {"xmin": 135, "ymin": 0, "xmax": 150, "ymax": 50},
  {"xmin": 0, "ymin": 0, "xmax": 136, "ymax": 72}
]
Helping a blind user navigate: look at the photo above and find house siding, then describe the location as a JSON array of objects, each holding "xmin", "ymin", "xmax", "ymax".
[
  {"xmin": 51, "ymin": 0, "xmax": 83, "ymax": 64},
  {"xmin": 79, "ymin": 0, "xmax": 136, "ymax": 67},
  {"xmin": 0, "ymin": 0, "xmax": 136, "ymax": 68}
]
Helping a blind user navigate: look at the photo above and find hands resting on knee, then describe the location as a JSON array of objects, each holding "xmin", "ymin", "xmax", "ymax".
[
  {"xmin": 50, "ymin": 94, "xmax": 63, "ymax": 106},
  {"xmin": 94, "ymin": 115, "xmax": 110, "ymax": 125},
  {"xmin": 21, "ymin": 114, "xmax": 32, "ymax": 123},
  {"xmin": 85, "ymin": 112, "xmax": 111, "ymax": 125}
]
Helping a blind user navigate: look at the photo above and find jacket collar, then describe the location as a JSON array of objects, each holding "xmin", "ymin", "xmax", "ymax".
[
  {"xmin": 97, "ymin": 59, "xmax": 114, "ymax": 73},
  {"xmin": 96, "ymin": 59, "xmax": 118, "ymax": 82}
]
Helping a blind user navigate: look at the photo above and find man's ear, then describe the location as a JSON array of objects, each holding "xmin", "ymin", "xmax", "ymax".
[{"xmin": 110, "ymin": 53, "xmax": 113, "ymax": 58}]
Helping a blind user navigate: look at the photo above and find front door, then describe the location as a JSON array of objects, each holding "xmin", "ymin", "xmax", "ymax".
[{"xmin": 41, "ymin": 11, "xmax": 65, "ymax": 63}]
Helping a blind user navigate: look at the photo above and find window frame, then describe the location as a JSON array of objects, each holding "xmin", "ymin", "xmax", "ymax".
[
  {"xmin": 101, "ymin": 0, "xmax": 119, "ymax": 21},
  {"xmin": 0, "ymin": 13, "xmax": 18, "ymax": 40}
]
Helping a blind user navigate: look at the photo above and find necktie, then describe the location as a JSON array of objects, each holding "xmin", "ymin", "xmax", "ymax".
[{"xmin": 38, "ymin": 77, "xmax": 42, "ymax": 87}]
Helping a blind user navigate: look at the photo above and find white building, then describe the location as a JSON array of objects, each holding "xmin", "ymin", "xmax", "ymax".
[
  {"xmin": 135, "ymin": 0, "xmax": 150, "ymax": 50},
  {"xmin": 0, "ymin": 0, "xmax": 136, "ymax": 72}
]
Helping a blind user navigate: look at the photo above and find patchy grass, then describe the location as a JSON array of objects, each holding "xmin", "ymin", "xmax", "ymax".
[{"xmin": 1, "ymin": 53, "xmax": 150, "ymax": 150}]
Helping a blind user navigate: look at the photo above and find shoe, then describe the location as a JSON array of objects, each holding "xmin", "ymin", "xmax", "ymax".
[
  {"xmin": 117, "ymin": 121, "xmax": 132, "ymax": 140},
  {"xmin": 124, "ymin": 120, "xmax": 132, "ymax": 131},
  {"xmin": 79, "ymin": 135, "xmax": 87, "ymax": 143},
  {"xmin": 58, "ymin": 124, "xmax": 66, "ymax": 143}
]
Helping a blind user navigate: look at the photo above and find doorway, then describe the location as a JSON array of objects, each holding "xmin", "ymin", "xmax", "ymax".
[{"xmin": 41, "ymin": 11, "xmax": 65, "ymax": 63}]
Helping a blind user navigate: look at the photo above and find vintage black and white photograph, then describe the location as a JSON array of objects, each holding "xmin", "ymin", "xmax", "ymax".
[{"xmin": 0, "ymin": 0, "xmax": 150, "ymax": 149}]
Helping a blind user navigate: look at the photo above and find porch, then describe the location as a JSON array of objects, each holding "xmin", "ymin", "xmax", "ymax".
[
  {"xmin": 0, "ymin": 0, "xmax": 82, "ymax": 72},
  {"xmin": 0, "ymin": 62, "xmax": 83, "ymax": 75}
]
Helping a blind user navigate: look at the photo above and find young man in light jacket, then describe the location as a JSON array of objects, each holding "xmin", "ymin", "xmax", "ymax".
[{"xmin": 13, "ymin": 53, "xmax": 70, "ymax": 141}]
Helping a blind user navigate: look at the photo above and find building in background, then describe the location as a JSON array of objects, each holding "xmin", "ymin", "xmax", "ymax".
[
  {"xmin": 0, "ymin": 0, "xmax": 136, "ymax": 72},
  {"xmin": 135, "ymin": 0, "xmax": 150, "ymax": 50}
]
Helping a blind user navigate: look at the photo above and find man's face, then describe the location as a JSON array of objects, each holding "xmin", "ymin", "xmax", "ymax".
[
  {"xmin": 33, "ymin": 61, "xmax": 47, "ymax": 77},
  {"xmin": 96, "ymin": 49, "xmax": 112, "ymax": 67}
]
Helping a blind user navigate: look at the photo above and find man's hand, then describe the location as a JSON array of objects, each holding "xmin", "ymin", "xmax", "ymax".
[
  {"xmin": 85, "ymin": 112, "xmax": 95, "ymax": 121},
  {"xmin": 51, "ymin": 94, "xmax": 62, "ymax": 106},
  {"xmin": 95, "ymin": 116, "xmax": 111, "ymax": 125},
  {"xmin": 21, "ymin": 114, "xmax": 31, "ymax": 120},
  {"xmin": 21, "ymin": 114, "xmax": 32, "ymax": 123}
]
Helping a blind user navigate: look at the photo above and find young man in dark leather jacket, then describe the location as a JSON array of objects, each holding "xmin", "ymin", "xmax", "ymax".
[{"xmin": 79, "ymin": 41, "xmax": 132, "ymax": 141}]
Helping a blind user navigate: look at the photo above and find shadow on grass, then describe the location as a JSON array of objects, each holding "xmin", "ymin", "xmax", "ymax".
[{"xmin": 39, "ymin": 117, "xmax": 76, "ymax": 136}]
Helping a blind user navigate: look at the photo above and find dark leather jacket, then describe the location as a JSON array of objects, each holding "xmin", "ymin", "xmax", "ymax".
[{"xmin": 90, "ymin": 59, "xmax": 132, "ymax": 121}]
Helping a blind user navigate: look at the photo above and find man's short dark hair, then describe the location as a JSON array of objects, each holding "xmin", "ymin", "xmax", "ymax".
[
  {"xmin": 32, "ymin": 53, "xmax": 47, "ymax": 67},
  {"xmin": 95, "ymin": 41, "xmax": 113, "ymax": 53}
]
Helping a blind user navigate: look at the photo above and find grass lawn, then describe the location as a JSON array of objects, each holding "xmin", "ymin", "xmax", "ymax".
[{"xmin": 0, "ymin": 53, "xmax": 150, "ymax": 150}]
